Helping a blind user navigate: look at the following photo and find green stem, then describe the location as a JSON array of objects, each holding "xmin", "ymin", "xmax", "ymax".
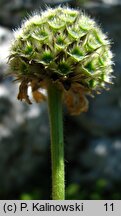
[{"xmin": 47, "ymin": 82, "xmax": 65, "ymax": 200}]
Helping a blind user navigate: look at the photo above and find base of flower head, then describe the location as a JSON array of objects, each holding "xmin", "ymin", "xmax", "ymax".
[{"xmin": 15, "ymin": 74, "xmax": 90, "ymax": 115}]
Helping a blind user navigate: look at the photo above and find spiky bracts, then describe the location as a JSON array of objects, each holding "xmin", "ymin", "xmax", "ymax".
[{"xmin": 9, "ymin": 6, "xmax": 113, "ymax": 115}]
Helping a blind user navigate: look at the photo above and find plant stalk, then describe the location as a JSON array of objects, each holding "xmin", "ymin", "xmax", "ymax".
[{"xmin": 47, "ymin": 82, "xmax": 65, "ymax": 200}]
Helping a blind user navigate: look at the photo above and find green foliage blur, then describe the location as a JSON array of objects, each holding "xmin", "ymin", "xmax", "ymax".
[{"xmin": 20, "ymin": 179, "xmax": 121, "ymax": 200}]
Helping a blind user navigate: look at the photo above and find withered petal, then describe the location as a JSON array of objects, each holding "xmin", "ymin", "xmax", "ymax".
[
  {"xmin": 30, "ymin": 79, "xmax": 46, "ymax": 103},
  {"xmin": 64, "ymin": 88, "xmax": 89, "ymax": 115},
  {"xmin": 32, "ymin": 90, "xmax": 46, "ymax": 103},
  {"xmin": 17, "ymin": 80, "xmax": 32, "ymax": 104}
]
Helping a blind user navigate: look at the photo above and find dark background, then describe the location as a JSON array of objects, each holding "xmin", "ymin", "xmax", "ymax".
[{"xmin": 0, "ymin": 0, "xmax": 121, "ymax": 200}]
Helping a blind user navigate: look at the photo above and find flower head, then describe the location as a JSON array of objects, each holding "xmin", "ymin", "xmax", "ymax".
[{"xmin": 9, "ymin": 6, "xmax": 113, "ymax": 115}]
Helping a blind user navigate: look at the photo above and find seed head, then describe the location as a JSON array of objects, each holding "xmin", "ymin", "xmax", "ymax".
[{"xmin": 9, "ymin": 6, "xmax": 114, "ymax": 115}]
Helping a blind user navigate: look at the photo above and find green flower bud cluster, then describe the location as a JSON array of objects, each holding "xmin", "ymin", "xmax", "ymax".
[{"xmin": 9, "ymin": 6, "xmax": 113, "ymax": 115}]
